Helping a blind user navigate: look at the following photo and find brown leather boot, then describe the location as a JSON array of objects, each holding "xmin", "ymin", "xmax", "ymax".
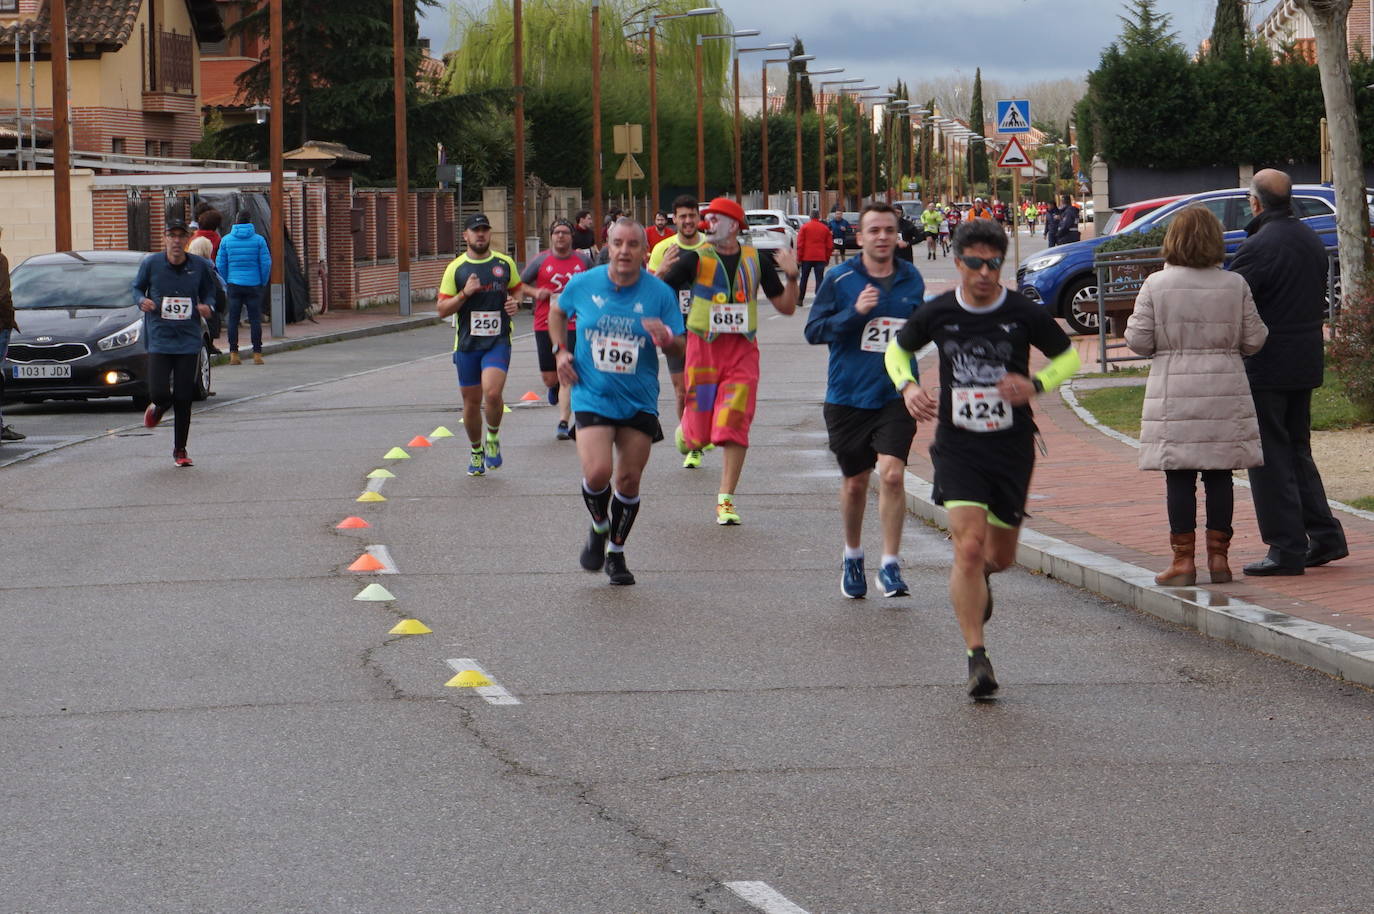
[
  {"xmin": 1155, "ymin": 532, "xmax": 1197, "ymax": 586},
  {"xmin": 1205, "ymin": 529, "xmax": 1233, "ymax": 584}
]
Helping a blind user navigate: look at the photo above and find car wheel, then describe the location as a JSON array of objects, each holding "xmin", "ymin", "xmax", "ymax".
[
  {"xmin": 1061, "ymin": 276, "xmax": 1102, "ymax": 335},
  {"xmin": 194, "ymin": 346, "xmax": 212, "ymax": 401}
]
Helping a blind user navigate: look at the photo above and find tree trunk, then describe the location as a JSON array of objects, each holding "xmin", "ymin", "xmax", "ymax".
[{"xmin": 1297, "ymin": 0, "xmax": 1372, "ymax": 291}]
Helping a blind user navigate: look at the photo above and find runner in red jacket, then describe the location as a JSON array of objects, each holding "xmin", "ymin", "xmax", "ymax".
[{"xmin": 796, "ymin": 210, "xmax": 833, "ymax": 301}]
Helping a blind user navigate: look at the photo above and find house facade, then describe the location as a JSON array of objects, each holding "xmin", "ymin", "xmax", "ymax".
[{"xmin": 1255, "ymin": 0, "xmax": 1374, "ymax": 60}]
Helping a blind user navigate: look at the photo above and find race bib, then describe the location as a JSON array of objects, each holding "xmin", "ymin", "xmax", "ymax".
[
  {"xmin": 861, "ymin": 316, "xmax": 905, "ymax": 353},
  {"xmin": 589, "ymin": 333, "xmax": 640, "ymax": 374},
  {"xmin": 709, "ymin": 303, "xmax": 748, "ymax": 334},
  {"xmin": 952, "ymin": 386, "xmax": 1011, "ymax": 432},
  {"xmin": 470, "ymin": 310, "xmax": 502, "ymax": 336},
  {"xmin": 678, "ymin": 289, "xmax": 692, "ymax": 315},
  {"xmin": 161, "ymin": 296, "xmax": 193, "ymax": 321}
]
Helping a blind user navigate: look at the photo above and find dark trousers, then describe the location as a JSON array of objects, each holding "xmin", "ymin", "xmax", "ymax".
[
  {"xmin": 148, "ymin": 351, "xmax": 198, "ymax": 450},
  {"xmin": 1165, "ymin": 469, "xmax": 1233, "ymax": 535},
  {"xmin": 1247, "ymin": 388, "xmax": 1346, "ymax": 563},
  {"xmin": 798, "ymin": 261, "xmax": 826, "ymax": 299},
  {"xmin": 227, "ymin": 283, "xmax": 263, "ymax": 353}
]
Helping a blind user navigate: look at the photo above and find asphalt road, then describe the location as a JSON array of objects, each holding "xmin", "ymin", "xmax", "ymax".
[{"xmin": 3, "ymin": 281, "xmax": 1373, "ymax": 914}]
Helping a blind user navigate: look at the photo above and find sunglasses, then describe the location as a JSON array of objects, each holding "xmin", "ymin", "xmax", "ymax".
[{"xmin": 958, "ymin": 255, "xmax": 1004, "ymax": 271}]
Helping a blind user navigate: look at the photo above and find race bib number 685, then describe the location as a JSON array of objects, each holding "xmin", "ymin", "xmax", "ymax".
[{"xmin": 709, "ymin": 303, "xmax": 747, "ymax": 334}]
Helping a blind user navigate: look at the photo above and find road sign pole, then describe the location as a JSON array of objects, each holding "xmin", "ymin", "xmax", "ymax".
[{"xmin": 1012, "ymin": 167, "xmax": 1020, "ymax": 271}]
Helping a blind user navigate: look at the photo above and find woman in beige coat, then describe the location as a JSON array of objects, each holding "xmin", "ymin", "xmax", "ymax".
[{"xmin": 1125, "ymin": 205, "xmax": 1268, "ymax": 585}]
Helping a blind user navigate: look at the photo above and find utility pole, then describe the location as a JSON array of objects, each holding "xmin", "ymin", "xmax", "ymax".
[
  {"xmin": 513, "ymin": 0, "xmax": 526, "ymax": 260},
  {"xmin": 269, "ymin": 0, "xmax": 285, "ymax": 339},
  {"xmin": 591, "ymin": 0, "xmax": 603, "ymax": 229},
  {"xmin": 392, "ymin": 0, "xmax": 411, "ymax": 315},
  {"xmin": 50, "ymin": 0, "xmax": 71, "ymax": 250}
]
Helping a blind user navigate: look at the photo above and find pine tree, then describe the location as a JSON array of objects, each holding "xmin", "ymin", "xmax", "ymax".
[
  {"xmin": 784, "ymin": 37, "xmax": 814, "ymax": 114},
  {"xmin": 968, "ymin": 68, "xmax": 988, "ymax": 186},
  {"xmin": 1210, "ymin": 0, "xmax": 1247, "ymax": 56},
  {"xmin": 1117, "ymin": 0, "xmax": 1180, "ymax": 51}
]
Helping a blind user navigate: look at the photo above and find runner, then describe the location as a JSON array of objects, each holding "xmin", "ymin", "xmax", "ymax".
[
  {"xmin": 885, "ymin": 218, "xmax": 1079, "ymax": 697},
  {"xmin": 804, "ymin": 202, "xmax": 926, "ymax": 598},
  {"xmin": 944, "ymin": 203, "xmax": 962, "ymax": 256},
  {"xmin": 521, "ymin": 219, "xmax": 592, "ymax": 440},
  {"xmin": 437, "ymin": 213, "xmax": 523, "ymax": 476},
  {"xmin": 646, "ymin": 211, "xmax": 675, "ymax": 250},
  {"xmin": 549, "ymin": 218, "xmax": 685, "ymax": 585},
  {"xmin": 827, "ymin": 209, "xmax": 852, "ymax": 265},
  {"xmin": 658, "ymin": 196, "xmax": 799, "ymax": 525},
  {"xmin": 132, "ymin": 219, "xmax": 219, "ymax": 467},
  {"xmin": 571, "ymin": 209, "xmax": 598, "ymax": 256},
  {"xmin": 920, "ymin": 202, "xmax": 941, "ymax": 260},
  {"xmin": 647, "ymin": 194, "xmax": 709, "ymax": 464}
]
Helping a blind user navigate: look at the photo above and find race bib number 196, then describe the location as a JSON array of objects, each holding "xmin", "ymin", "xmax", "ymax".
[
  {"xmin": 590, "ymin": 333, "xmax": 640, "ymax": 374},
  {"xmin": 470, "ymin": 311, "xmax": 502, "ymax": 336},
  {"xmin": 160, "ymin": 296, "xmax": 193, "ymax": 321},
  {"xmin": 709, "ymin": 303, "xmax": 748, "ymax": 334},
  {"xmin": 952, "ymin": 386, "xmax": 1011, "ymax": 432},
  {"xmin": 861, "ymin": 316, "xmax": 905, "ymax": 352}
]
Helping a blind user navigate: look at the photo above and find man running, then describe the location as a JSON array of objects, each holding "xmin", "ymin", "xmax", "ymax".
[
  {"xmin": 133, "ymin": 219, "xmax": 219, "ymax": 467},
  {"xmin": 648, "ymin": 194, "xmax": 709, "ymax": 461},
  {"xmin": 827, "ymin": 209, "xmax": 851, "ymax": 265},
  {"xmin": 805, "ymin": 203, "xmax": 926, "ymax": 598},
  {"xmin": 646, "ymin": 211, "xmax": 675, "ymax": 250},
  {"xmin": 522, "ymin": 219, "xmax": 592, "ymax": 440},
  {"xmin": 437, "ymin": 213, "xmax": 522, "ymax": 476},
  {"xmin": 550, "ymin": 219, "xmax": 685, "ymax": 585},
  {"xmin": 920, "ymin": 202, "xmax": 941, "ymax": 260},
  {"xmin": 658, "ymin": 196, "xmax": 799, "ymax": 525},
  {"xmin": 885, "ymin": 219, "xmax": 1079, "ymax": 698}
]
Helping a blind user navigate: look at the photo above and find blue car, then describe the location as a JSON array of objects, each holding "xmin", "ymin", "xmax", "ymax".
[{"xmin": 1017, "ymin": 185, "xmax": 1359, "ymax": 334}]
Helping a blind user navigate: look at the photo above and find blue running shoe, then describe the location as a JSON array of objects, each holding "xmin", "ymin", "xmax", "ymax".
[
  {"xmin": 467, "ymin": 447, "xmax": 485, "ymax": 477},
  {"xmin": 842, "ymin": 556, "xmax": 867, "ymax": 599},
  {"xmin": 547, "ymin": 386, "xmax": 559, "ymax": 406},
  {"xmin": 484, "ymin": 431, "xmax": 503, "ymax": 469},
  {"xmin": 876, "ymin": 563, "xmax": 909, "ymax": 597}
]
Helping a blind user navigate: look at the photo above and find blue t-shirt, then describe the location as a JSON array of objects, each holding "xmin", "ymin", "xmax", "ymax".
[
  {"xmin": 559, "ymin": 266, "xmax": 683, "ymax": 419},
  {"xmin": 803, "ymin": 255, "xmax": 926, "ymax": 409},
  {"xmin": 131, "ymin": 252, "xmax": 220, "ymax": 355}
]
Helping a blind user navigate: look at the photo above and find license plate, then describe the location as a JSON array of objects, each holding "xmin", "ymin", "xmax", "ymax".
[{"xmin": 12, "ymin": 364, "xmax": 72, "ymax": 379}]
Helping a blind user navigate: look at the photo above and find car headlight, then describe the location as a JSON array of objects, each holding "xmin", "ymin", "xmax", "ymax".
[
  {"xmin": 1023, "ymin": 252, "xmax": 1065, "ymax": 273},
  {"xmin": 97, "ymin": 318, "xmax": 142, "ymax": 351}
]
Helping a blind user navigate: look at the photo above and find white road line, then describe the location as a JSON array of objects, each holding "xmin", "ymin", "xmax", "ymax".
[
  {"xmin": 445, "ymin": 658, "xmax": 521, "ymax": 705},
  {"xmin": 365, "ymin": 544, "xmax": 398, "ymax": 574},
  {"xmin": 725, "ymin": 881, "xmax": 810, "ymax": 914},
  {"xmin": 365, "ymin": 477, "xmax": 387, "ymax": 493}
]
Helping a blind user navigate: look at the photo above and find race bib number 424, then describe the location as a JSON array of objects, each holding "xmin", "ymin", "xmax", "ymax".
[
  {"xmin": 861, "ymin": 316, "xmax": 905, "ymax": 353},
  {"xmin": 709, "ymin": 303, "xmax": 748, "ymax": 334},
  {"xmin": 161, "ymin": 296, "xmax": 193, "ymax": 321},
  {"xmin": 470, "ymin": 311, "xmax": 502, "ymax": 336},
  {"xmin": 590, "ymin": 333, "xmax": 640, "ymax": 374},
  {"xmin": 952, "ymin": 386, "xmax": 1011, "ymax": 432}
]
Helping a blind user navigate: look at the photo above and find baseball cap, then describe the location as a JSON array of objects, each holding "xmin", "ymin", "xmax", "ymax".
[
  {"xmin": 702, "ymin": 197, "xmax": 746, "ymax": 225},
  {"xmin": 465, "ymin": 213, "xmax": 492, "ymax": 230},
  {"xmin": 165, "ymin": 219, "xmax": 189, "ymax": 234}
]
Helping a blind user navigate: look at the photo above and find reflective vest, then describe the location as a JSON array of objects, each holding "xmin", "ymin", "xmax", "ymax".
[{"xmin": 686, "ymin": 244, "xmax": 763, "ymax": 341}]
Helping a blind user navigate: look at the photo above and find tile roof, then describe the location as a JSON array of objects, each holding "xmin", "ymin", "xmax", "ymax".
[{"xmin": 1, "ymin": 0, "xmax": 223, "ymax": 48}]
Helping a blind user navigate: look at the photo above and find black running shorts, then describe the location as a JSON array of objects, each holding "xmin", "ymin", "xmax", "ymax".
[
  {"xmin": 929, "ymin": 427, "xmax": 1036, "ymax": 528},
  {"xmin": 535, "ymin": 329, "xmax": 576, "ymax": 374},
  {"xmin": 574, "ymin": 410, "xmax": 664, "ymax": 443},
  {"xmin": 823, "ymin": 399, "xmax": 916, "ymax": 478}
]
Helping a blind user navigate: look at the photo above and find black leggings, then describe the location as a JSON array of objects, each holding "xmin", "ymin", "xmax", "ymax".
[
  {"xmin": 1165, "ymin": 469, "xmax": 1233, "ymax": 536},
  {"xmin": 148, "ymin": 351, "xmax": 198, "ymax": 450}
]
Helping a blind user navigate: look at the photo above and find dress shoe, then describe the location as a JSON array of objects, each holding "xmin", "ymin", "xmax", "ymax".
[
  {"xmin": 1242, "ymin": 556, "xmax": 1304, "ymax": 577},
  {"xmin": 1305, "ymin": 543, "xmax": 1349, "ymax": 568}
]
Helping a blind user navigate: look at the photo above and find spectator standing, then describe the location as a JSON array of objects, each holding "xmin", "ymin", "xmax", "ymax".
[
  {"xmin": 191, "ymin": 210, "xmax": 223, "ymax": 260},
  {"xmin": 1056, "ymin": 193, "xmax": 1081, "ymax": 244},
  {"xmin": 571, "ymin": 210, "xmax": 598, "ymax": 255},
  {"xmin": 0, "ymin": 227, "xmax": 23, "ymax": 443},
  {"xmin": 216, "ymin": 211, "xmax": 273, "ymax": 365},
  {"xmin": 894, "ymin": 208, "xmax": 921, "ymax": 263},
  {"xmin": 796, "ymin": 208, "xmax": 833, "ymax": 298},
  {"xmin": 1124, "ymin": 206, "xmax": 1268, "ymax": 586},
  {"xmin": 1228, "ymin": 168, "xmax": 1349, "ymax": 575}
]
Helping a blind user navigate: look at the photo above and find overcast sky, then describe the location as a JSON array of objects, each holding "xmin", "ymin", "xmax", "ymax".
[{"xmin": 422, "ymin": 1, "xmax": 1235, "ymax": 91}]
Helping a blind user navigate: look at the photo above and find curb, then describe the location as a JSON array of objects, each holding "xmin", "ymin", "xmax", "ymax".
[
  {"xmin": 895, "ymin": 468, "xmax": 1374, "ymax": 688},
  {"xmin": 211, "ymin": 312, "xmax": 443, "ymax": 366}
]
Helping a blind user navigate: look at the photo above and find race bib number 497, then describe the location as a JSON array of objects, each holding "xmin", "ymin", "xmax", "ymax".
[
  {"xmin": 161, "ymin": 296, "xmax": 193, "ymax": 321},
  {"xmin": 470, "ymin": 311, "xmax": 502, "ymax": 336},
  {"xmin": 952, "ymin": 386, "xmax": 1011, "ymax": 432}
]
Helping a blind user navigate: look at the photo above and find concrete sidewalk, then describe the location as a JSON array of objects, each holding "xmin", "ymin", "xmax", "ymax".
[{"xmin": 209, "ymin": 301, "xmax": 442, "ymax": 362}]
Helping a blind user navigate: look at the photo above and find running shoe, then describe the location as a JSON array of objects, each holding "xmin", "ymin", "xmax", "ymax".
[
  {"xmin": 674, "ymin": 424, "xmax": 690, "ymax": 455},
  {"xmin": 0, "ymin": 424, "xmax": 25, "ymax": 441},
  {"xmin": 842, "ymin": 556, "xmax": 867, "ymax": 599},
  {"xmin": 580, "ymin": 525, "xmax": 608, "ymax": 571},
  {"xmin": 604, "ymin": 550, "xmax": 635, "ymax": 585},
  {"xmin": 716, "ymin": 496, "xmax": 741, "ymax": 526},
  {"xmin": 682, "ymin": 449, "xmax": 702, "ymax": 469},
  {"xmin": 172, "ymin": 448, "xmax": 193, "ymax": 468},
  {"xmin": 556, "ymin": 421, "xmax": 572, "ymax": 441},
  {"xmin": 547, "ymin": 386, "xmax": 559, "ymax": 406},
  {"xmin": 967, "ymin": 651, "xmax": 999, "ymax": 699},
  {"xmin": 484, "ymin": 431, "xmax": 503, "ymax": 469},
  {"xmin": 143, "ymin": 404, "xmax": 166, "ymax": 428},
  {"xmin": 467, "ymin": 447, "xmax": 485, "ymax": 477},
  {"xmin": 876, "ymin": 563, "xmax": 909, "ymax": 597}
]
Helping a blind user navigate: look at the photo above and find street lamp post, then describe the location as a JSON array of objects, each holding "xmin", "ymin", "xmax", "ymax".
[
  {"xmin": 513, "ymin": 0, "xmax": 526, "ymax": 260},
  {"xmin": 885, "ymin": 101, "xmax": 909, "ymax": 202},
  {"xmin": 591, "ymin": 0, "xmax": 602, "ymax": 230},
  {"xmin": 647, "ymin": 7, "xmax": 716, "ymax": 215},
  {"xmin": 836, "ymin": 84, "xmax": 878, "ymax": 211},
  {"xmin": 795, "ymin": 63, "xmax": 839, "ymax": 215},
  {"xmin": 269, "ymin": 0, "xmax": 284, "ymax": 338},
  {"xmin": 857, "ymin": 94, "xmax": 891, "ymax": 206},
  {"xmin": 734, "ymin": 42, "xmax": 788, "ymax": 200},
  {"xmin": 818, "ymin": 76, "xmax": 860, "ymax": 216},
  {"xmin": 696, "ymin": 29, "xmax": 760, "ymax": 200},
  {"xmin": 392, "ymin": 0, "xmax": 411, "ymax": 315}
]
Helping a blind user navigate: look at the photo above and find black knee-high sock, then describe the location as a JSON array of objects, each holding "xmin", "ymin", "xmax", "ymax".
[
  {"xmin": 608, "ymin": 491, "xmax": 641, "ymax": 550},
  {"xmin": 582, "ymin": 480, "xmax": 611, "ymax": 532}
]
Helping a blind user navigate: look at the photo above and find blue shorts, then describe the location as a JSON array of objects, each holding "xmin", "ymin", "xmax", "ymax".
[{"xmin": 453, "ymin": 344, "xmax": 512, "ymax": 388}]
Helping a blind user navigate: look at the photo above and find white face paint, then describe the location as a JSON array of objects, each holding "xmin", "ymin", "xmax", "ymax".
[{"xmin": 706, "ymin": 214, "xmax": 738, "ymax": 244}]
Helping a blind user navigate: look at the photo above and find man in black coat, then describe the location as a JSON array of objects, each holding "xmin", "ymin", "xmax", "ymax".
[{"xmin": 1228, "ymin": 168, "xmax": 1348, "ymax": 575}]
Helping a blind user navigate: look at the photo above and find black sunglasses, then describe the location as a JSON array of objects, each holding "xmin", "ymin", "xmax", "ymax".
[{"xmin": 958, "ymin": 255, "xmax": 1004, "ymax": 271}]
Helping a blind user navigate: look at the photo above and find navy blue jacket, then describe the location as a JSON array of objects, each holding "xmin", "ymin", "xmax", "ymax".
[{"xmin": 131, "ymin": 252, "xmax": 218, "ymax": 355}]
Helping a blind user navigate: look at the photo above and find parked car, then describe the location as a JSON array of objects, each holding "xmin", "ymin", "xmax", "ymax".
[
  {"xmin": 893, "ymin": 200, "xmax": 925, "ymax": 223},
  {"xmin": 1017, "ymin": 184, "xmax": 1367, "ymax": 334},
  {"xmin": 743, "ymin": 209, "xmax": 797, "ymax": 250},
  {"xmin": 787, "ymin": 213, "xmax": 810, "ymax": 229},
  {"xmin": 1, "ymin": 250, "xmax": 217, "ymax": 408},
  {"xmin": 1102, "ymin": 194, "xmax": 1184, "ymax": 236}
]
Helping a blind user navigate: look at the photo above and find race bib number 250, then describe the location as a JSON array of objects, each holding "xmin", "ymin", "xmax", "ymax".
[
  {"xmin": 952, "ymin": 386, "xmax": 1011, "ymax": 432},
  {"xmin": 470, "ymin": 311, "xmax": 502, "ymax": 336}
]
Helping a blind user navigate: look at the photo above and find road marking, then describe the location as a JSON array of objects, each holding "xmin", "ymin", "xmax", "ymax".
[
  {"xmin": 445, "ymin": 658, "xmax": 520, "ymax": 705},
  {"xmin": 365, "ymin": 476, "xmax": 387, "ymax": 493},
  {"xmin": 365, "ymin": 544, "xmax": 398, "ymax": 574},
  {"xmin": 725, "ymin": 881, "xmax": 810, "ymax": 914}
]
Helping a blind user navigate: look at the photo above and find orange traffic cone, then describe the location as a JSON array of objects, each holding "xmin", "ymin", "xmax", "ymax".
[
  {"xmin": 336, "ymin": 516, "xmax": 371, "ymax": 529},
  {"xmin": 520, "ymin": 390, "xmax": 540, "ymax": 402},
  {"xmin": 348, "ymin": 552, "xmax": 385, "ymax": 572},
  {"xmin": 408, "ymin": 435, "xmax": 432, "ymax": 447}
]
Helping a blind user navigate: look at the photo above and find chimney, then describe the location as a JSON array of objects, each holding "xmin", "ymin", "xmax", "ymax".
[{"xmin": 418, "ymin": 37, "xmax": 431, "ymax": 56}]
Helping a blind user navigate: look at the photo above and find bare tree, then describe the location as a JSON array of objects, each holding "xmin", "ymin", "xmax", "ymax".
[{"xmin": 1295, "ymin": 0, "xmax": 1372, "ymax": 287}]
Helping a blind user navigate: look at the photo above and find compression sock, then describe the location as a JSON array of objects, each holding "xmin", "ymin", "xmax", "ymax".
[
  {"xmin": 582, "ymin": 481, "xmax": 611, "ymax": 533},
  {"xmin": 608, "ymin": 491, "xmax": 641, "ymax": 551},
  {"xmin": 967, "ymin": 646, "xmax": 987, "ymax": 659}
]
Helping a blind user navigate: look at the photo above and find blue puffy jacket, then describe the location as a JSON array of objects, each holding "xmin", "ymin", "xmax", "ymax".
[{"xmin": 216, "ymin": 222, "xmax": 272, "ymax": 286}]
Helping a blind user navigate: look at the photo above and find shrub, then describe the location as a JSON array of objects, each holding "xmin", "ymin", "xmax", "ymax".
[
  {"xmin": 1096, "ymin": 224, "xmax": 1167, "ymax": 254},
  {"xmin": 1327, "ymin": 273, "xmax": 1374, "ymax": 423}
]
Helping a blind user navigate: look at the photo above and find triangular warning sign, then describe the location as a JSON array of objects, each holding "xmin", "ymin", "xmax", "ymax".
[
  {"xmin": 997, "ymin": 101, "xmax": 1029, "ymax": 133},
  {"xmin": 997, "ymin": 136, "xmax": 1031, "ymax": 169}
]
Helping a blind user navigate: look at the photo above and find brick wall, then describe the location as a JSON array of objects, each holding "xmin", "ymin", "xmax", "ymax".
[
  {"xmin": 1350, "ymin": 1, "xmax": 1373, "ymax": 55},
  {"xmin": 19, "ymin": 105, "xmax": 204, "ymax": 159}
]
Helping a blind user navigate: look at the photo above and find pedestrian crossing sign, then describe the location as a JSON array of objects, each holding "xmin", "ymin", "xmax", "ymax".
[
  {"xmin": 997, "ymin": 136, "xmax": 1032, "ymax": 169},
  {"xmin": 996, "ymin": 99, "xmax": 1031, "ymax": 134}
]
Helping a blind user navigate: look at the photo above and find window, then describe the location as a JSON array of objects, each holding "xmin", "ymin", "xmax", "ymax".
[
  {"xmin": 1294, "ymin": 196, "xmax": 1334, "ymax": 218},
  {"xmin": 145, "ymin": 140, "xmax": 158, "ymax": 158},
  {"xmin": 111, "ymin": 137, "xmax": 126, "ymax": 155},
  {"xmin": 0, "ymin": 0, "xmax": 17, "ymax": 12},
  {"xmin": 161, "ymin": 141, "xmax": 175, "ymax": 158}
]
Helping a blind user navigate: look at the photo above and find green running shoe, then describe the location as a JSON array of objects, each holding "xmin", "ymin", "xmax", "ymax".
[
  {"xmin": 467, "ymin": 447, "xmax": 485, "ymax": 477},
  {"xmin": 682, "ymin": 449, "xmax": 702, "ymax": 469}
]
